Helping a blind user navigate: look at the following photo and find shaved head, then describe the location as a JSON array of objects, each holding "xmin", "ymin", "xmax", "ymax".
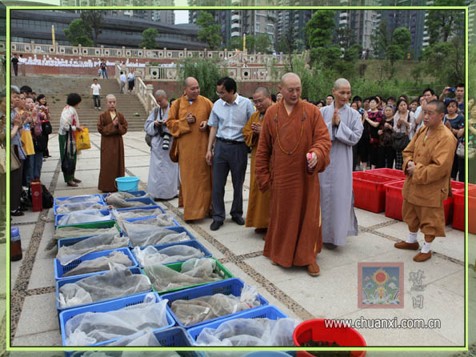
[
  {"xmin": 333, "ymin": 78, "xmax": 351, "ymax": 90},
  {"xmin": 254, "ymin": 86, "xmax": 271, "ymax": 98},
  {"xmin": 184, "ymin": 77, "xmax": 200, "ymax": 100},
  {"xmin": 280, "ymin": 72, "xmax": 301, "ymax": 87},
  {"xmin": 279, "ymin": 72, "xmax": 301, "ymax": 106},
  {"xmin": 184, "ymin": 77, "xmax": 198, "ymax": 88}
]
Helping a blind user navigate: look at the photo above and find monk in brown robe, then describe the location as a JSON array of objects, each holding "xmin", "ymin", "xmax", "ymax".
[
  {"xmin": 394, "ymin": 100, "xmax": 457, "ymax": 262},
  {"xmin": 255, "ymin": 73, "xmax": 331, "ymax": 277},
  {"xmin": 243, "ymin": 86, "xmax": 273, "ymax": 235},
  {"xmin": 97, "ymin": 94, "xmax": 128, "ymax": 192},
  {"xmin": 166, "ymin": 77, "xmax": 213, "ymax": 222}
]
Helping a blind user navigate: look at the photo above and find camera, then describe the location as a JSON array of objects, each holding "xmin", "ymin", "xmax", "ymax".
[{"xmin": 448, "ymin": 87, "xmax": 455, "ymax": 93}]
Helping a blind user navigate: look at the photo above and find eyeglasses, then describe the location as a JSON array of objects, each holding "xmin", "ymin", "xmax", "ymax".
[{"xmin": 216, "ymin": 92, "xmax": 226, "ymax": 97}]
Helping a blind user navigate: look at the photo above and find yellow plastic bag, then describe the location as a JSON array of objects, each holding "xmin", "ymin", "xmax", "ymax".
[
  {"xmin": 20, "ymin": 129, "xmax": 35, "ymax": 155},
  {"xmin": 75, "ymin": 128, "xmax": 91, "ymax": 151}
]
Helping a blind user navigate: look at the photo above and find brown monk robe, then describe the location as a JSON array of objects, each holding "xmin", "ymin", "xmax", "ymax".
[
  {"xmin": 243, "ymin": 111, "xmax": 271, "ymax": 231},
  {"xmin": 243, "ymin": 87, "xmax": 274, "ymax": 233},
  {"xmin": 97, "ymin": 95, "xmax": 128, "ymax": 192},
  {"xmin": 166, "ymin": 77, "xmax": 213, "ymax": 221},
  {"xmin": 255, "ymin": 73, "xmax": 331, "ymax": 276}
]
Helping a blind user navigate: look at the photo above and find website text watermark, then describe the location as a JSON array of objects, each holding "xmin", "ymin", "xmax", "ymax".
[{"xmin": 325, "ymin": 316, "xmax": 441, "ymax": 329}]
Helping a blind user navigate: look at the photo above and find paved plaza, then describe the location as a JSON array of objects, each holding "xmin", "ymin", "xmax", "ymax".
[{"xmin": 3, "ymin": 131, "xmax": 475, "ymax": 356}]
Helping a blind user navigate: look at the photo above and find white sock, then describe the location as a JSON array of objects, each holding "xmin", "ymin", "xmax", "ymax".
[
  {"xmin": 421, "ymin": 242, "xmax": 432, "ymax": 254},
  {"xmin": 406, "ymin": 232, "xmax": 418, "ymax": 244}
]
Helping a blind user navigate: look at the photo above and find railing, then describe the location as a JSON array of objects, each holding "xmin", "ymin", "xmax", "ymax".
[
  {"xmin": 136, "ymin": 75, "xmax": 157, "ymax": 115},
  {"xmin": 144, "ymin": 64, "xmax": 285, "ymax": 82},
  {"xmin": 11, "ymin": 41, "xmax": 297, "ymax": 67}
]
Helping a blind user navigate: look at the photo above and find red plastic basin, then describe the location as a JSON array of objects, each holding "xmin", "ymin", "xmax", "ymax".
[
  {"xmin": 367, "ymin": 168, "xmax": 406, "ymax": 180},
  {"xmin": 293, "ymin": 318, "xmax": 366, "ymax": 357}
]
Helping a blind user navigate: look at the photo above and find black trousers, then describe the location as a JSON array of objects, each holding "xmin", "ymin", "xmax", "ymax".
[{"xmin": 211, "ymin": 140, "xmax": 248, "ymax": 222}]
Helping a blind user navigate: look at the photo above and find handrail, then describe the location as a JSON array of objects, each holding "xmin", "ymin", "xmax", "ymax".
[
  {"xmin": 10, "ymin": 41, "xmax": 298, "ymax": 67},
  {"xmin": 136, "ymin": 75, "xmax": 157, "ymax": 115}
]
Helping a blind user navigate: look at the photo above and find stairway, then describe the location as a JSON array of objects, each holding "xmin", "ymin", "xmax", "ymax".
[{"xmin": 11, "ymin": 76, "xmax": 149, "ymax": 132}]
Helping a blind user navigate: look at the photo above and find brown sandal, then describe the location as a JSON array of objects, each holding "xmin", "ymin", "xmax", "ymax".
[{"xmin": 67, "ymin": 181, "xmax": 78, "ymax": 187}]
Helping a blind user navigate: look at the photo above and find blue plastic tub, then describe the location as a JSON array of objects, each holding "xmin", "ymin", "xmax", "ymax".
[
  {"xmin": 59, "ymin": 292, "xmax": 174, "ymax": 347},
  {"xmin": 133, "ymin": 240, "xmax": 213, "ymax": 268},
  {"xmin": 54, "ymin": 247, "xmax": 138, "ymax": 280},
  {"xmin": 54, "ymin": 194, "xmax": 105, "ymax": 207},
  {"xmin": 153, "ymin": 327, "xmax": 196, "ymax": 348},
  {"xmin": 187, "ymin": 305, "xmax": 288, "ymax": 343},
  {"xmin": 162, "ymin": 278, "xmax": 269, "ymax": 329},
  {"xmin": 114, "ymin": 205, "xmax": 165, "ymax": 215},
  {"xmin": 115, "ymin": 176, "xmax": 140, "ymax": 192},
  {"xmin": 55, "ymin": 209, "xmax": 112, "ymax": 227},
  {"xmin": 103, "ymin": 190, "xmax": 147, "ymax": 200},
  {"xmin": 55, "ymin": 267, "xmax": 151, "ymax": 312}
]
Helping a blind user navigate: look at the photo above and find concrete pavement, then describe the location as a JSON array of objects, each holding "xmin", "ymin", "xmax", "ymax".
[{"xmin": 3, "ymin": 131, "xmax": 474, "ymax": 356}]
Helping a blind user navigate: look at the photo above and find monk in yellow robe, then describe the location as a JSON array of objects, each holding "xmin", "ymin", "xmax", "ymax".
[
  {"xmin": 243, "ymin": 87, "xmax": 273, "ymax": 235},
  {"xmin": 97, "ymin": 94, "xmax": 128, "ymax": 192},
  {"xmin": 167, "ymin": 77, "xmax": 213, "ymax": 222},
  {"xmin": 255, "ymin": 73, "xmax": 331, "ymax": 277}
]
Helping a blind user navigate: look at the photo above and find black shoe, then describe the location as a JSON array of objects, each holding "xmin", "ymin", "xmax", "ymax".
[
  {"xmin": 210, "ymin": 220, "xmax": 223, "ymax": 231},
  {"xmin": 11, "ymin": 209, "xmax": 24, "ymax": 217},
  {"xmin": 323, "ymin": 242, "xmax": 338, "ymax": 250},
  {"xmin": 232, "ymin": 216, "xmax": 245, "ymax": 225}
]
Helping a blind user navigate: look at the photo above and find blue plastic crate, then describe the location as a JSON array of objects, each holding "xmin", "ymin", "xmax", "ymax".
[
  {"xmin": 56, "ymin": 267, "xmax": 152, "ymax": 312},
  {"xmin": 114, "ymin": 205, "xmax": 165, "ymax": 215},
  {"xmin": 133, "ymin": 240, "xmax": 213, "ymax": 268},
  {"xmin": 55, "ymin": 209, "xmax": 112, "ymax": 228},
  {"xmin": 54, "ymin": 247, "xmax": 138, "ymax": 280},
  {"xmin": 122, "ymin": 214, "xmax": 180, "ymax": 229},
  {"xmin": 54, "ymin": 194, "xmax": 105, "ymax": 207},
  {"xmin": 103, "ymin": 190, "xmax": 147, "ymax": 200},
  {"xmin": 162, "ymin": 278, "xmax": 269, "ymax": 329},
  {"xmin": 59, "ymin": 292, "xmax": 175, "ymax": 347},
  {"xmin": 187, "ymin": 305, "xmax": 288, "ymax": 343},
  {"xmin": 127, "ymin": 225, "xmax": 196, "ymax": 248},
  {"xmin": 54, "ymin": 202, "xmax": 109, "ymax": 216},
  {"xmin": 56, "ymin": 228, "xmax": 125, "ymax": 253},
  {"xmin": 153, "ymin": 327, "xmax": 196, "ymax": 348},
  {"xmin": 56, "ymin": 220, "xmax": 122, "ymax": 244}
]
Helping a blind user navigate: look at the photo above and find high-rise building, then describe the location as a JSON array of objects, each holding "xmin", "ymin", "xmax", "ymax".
[{"xmin": 337, "ymin": 2, "xmax": 380, "ymax": 57}]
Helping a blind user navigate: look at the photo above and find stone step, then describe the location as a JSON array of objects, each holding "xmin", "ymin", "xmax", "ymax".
[{"xmin": 12, "ymin": 76, "xmax": 148, "ymax": 131}]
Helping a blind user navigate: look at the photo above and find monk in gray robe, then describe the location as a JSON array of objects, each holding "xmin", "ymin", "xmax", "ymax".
[
  {"xmin": 319, "ymin": 78, "xmax": 363, "ymax": 248},
  {"xmin": 145, "ymin": 90, "xmax": 179, "ymax": 200}
]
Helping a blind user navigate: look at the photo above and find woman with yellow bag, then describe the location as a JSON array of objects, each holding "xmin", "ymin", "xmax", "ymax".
[{"xmin": 58, "ymin": 93, "xmax": 84, "ymax": 187}]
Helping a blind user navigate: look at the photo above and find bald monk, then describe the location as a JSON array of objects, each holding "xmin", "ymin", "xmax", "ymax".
[
  {"xmin": 255, "ymin": 73, "xmax": 331, "ymax": 277},
  {"xmin": 166, "ymin": 77, "xmax": 213, "ymax": 222},
  {"xmin": 243, "ymin": 86, "xmax": 273, "ymax": 235},
  {"xmin": 97, "ymin": 94, "xmax": 128, "ymax": 192}
]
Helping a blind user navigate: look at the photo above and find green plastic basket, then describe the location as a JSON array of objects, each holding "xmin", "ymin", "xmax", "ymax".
[{"xmin": 143, "ymin": 258, "xmax": 234, "ymax": 295}]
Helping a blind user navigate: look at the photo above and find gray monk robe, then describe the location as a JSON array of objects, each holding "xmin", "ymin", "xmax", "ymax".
[
  {"xmin": 319, "ymin": 103, "xmax": 363, "ymax": 246},
  {"xmin": 144, "ymin": 106, "xmax": 179, "ymax": 200}
]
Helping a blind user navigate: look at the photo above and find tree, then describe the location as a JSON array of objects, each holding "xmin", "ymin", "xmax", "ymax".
[
  {"xmin": 421, "ymin": 39, "xmax": 464, "ymax": 84},
  {"xmin": 305, "ymin": 10, "xmax": 335, "ymax": 49},
  {"xmin": 254, "ymin": 34, "xmax": 272, "ymax": 54},
  {"xmin": 179, "ymin": 58, "xmax": 225, "ymax": 101},
  {"xmin": 80, "ymin": 10, "xmax": 103, "ymax": 45},
  {"xmin": 64, "ymin": 19, "xmax": 93, "ymax": 47},
  {"xmin": 140, "ymin": 28, "xmax": 159, "ymax": 49},
  {"xmin": 196, "ymin": 12, "xmax": 221, "ymax": 50},
  {"xmin": 426, "ymin": 0, "xmax": 465, "ymax": 45},
  {"xmin": 371, "ymin": 19, "xmax": 389, "ymax": 59},
  {"xmin": 392, "ymin": 27, "xmax": 411, "ymax": 59}
]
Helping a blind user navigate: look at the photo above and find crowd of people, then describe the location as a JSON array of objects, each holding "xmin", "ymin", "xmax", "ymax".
[
  {"xmin": 143, "ymin": 74, "xmax": 471, "ymax": 274},
  {"xmin": 10, "ymin": 85, "xmax": 52, "ymax": 216},
  {"xmin": 8, "ymin": 72, "xmax": 472, "ymax": 274}
]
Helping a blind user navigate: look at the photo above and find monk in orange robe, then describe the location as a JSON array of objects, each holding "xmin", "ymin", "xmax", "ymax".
[
  {"xmin": 255, "ymin": 73, "xmax": 331, "ymax": 277},
  {"xmin": 243, "ymin": 86, "xmax": 273, "ymax": 235},
  {"xmin": 166, "ymin": 77, "xmax": 213, "ymax": 222},
  {"xmin": 97, "ymin": 94, "xmax": 128, "ymax": 192}
]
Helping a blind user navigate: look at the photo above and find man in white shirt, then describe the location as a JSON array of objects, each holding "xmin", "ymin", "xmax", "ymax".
[
  {"xmin": 90, "ymin": 78, "xmax": 102, "ymax": 110},
  {"xmin": 119, "ymin": 72, "xmax": 127, "ymax": 94}
]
